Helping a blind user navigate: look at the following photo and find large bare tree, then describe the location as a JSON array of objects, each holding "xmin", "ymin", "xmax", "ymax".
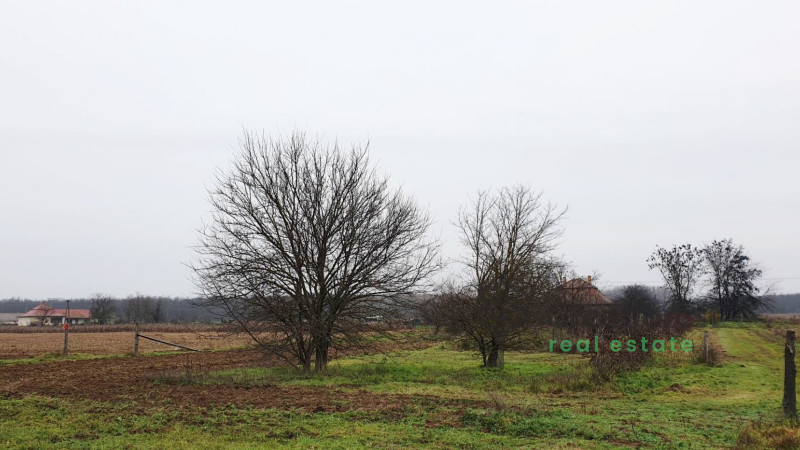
[
  {"xmin": 192, "ymin": 131, "xmax": 438, "ymax": 371},
  {"xmin": 450, "ymin": 186, "xmax": 566, "ymax": 368}
]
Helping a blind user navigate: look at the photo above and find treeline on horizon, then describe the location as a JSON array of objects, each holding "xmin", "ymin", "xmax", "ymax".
[
  {"xmin": 0, "ymin": 296, "xmax": 221, "ymax": 323},
  {"xmin": 602, "ymin": 287, "xmax": 800, "ymax": 315},
  {"xmin": 763, "ymin": 293, "xmax": 800, "ymax": 314},
  {"xmin": 3, "ymin": 291, "xmax": 800, "ymax": 323}
]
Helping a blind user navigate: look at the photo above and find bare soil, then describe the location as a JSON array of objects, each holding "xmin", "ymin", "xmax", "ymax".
[
  {"xmin": 0, "ymin": 348, "xmax": 451, "ymax": 414},
  {"xmin": 0, "ymin": 332, "xmax": 250, "ymax": 359}
]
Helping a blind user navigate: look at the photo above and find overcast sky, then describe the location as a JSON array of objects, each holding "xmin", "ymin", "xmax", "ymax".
[{"xmin": 1, "ymin": 1, "xmax": 799, "ymax": 299}]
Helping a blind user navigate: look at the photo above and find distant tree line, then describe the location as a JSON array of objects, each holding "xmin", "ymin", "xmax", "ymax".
[
  {"xmin": 0, "ymin": 295, "xmax": 222, "ymax": 323},
  {"xmin": 768, "ymin": 294, "xmax": 800, "ymax": 314}
]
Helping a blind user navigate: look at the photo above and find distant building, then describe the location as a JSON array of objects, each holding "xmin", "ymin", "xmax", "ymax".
[
  {"xmin": 558, "ymin": 276, "xmax": 613, "ymax": 306},
  {"xmin": 17, "ymin": 302, "xmax": 91, "ymax": 326},
  {"xmin": 550, "ymin": 276, "xmax": 613, "ymax": 327},
  {"xmin": 0, "ymin": 313, "xmax": 19, "ymax": 325}
]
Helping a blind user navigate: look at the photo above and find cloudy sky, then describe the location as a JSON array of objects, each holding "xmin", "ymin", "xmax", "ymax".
[{"xmin": 1, "ymin": 1, "xmax": 799, "ymax": 298}]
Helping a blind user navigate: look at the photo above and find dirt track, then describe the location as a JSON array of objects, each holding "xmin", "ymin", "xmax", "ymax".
[{"xmin": 0, "ymin": 348, "xmax": 445, "ymax": 414}]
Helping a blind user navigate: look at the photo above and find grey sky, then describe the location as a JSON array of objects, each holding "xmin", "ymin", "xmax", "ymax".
[{"xmin": 1, "ymin": 1, "xmax": 799, "ymax": 298}]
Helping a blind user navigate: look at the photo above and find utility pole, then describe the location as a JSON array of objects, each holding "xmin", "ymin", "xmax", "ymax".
[{"xmin": 62, "ymin": 299, "xmax": 70, "ymax": 356}]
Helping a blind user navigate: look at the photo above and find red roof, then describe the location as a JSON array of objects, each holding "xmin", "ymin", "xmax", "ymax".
[
  {"xmin": 558, "ymin": 278, "xmax": 613, "ymax": 305},
  {"xmin": 19, "ymin": 302, "xmax": 91, "ymax": 319}
]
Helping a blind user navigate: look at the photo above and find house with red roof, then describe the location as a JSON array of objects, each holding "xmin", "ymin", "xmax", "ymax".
[
  {"xmin": 558, "ymin": 276, "xmax": 613, "ymax": 306},
  {"xmin": 549, "ymin": 276, "xmax": 614, "ymax": 327},
  {"xmin": 17, "ymin": 302, "xmax": 91, "ymax": 326}
]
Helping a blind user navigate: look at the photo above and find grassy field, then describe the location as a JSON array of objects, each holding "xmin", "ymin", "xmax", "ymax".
[{"xmin": 0, "ymin": 323, "xmax": 796, "ymax": 448}]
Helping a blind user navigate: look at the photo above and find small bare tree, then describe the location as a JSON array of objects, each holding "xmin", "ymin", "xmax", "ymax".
[
  {"xmin": 702, "ymin": 239, "xmax": 769, "ymax": 320},
  {"xmin": 192, "ymin": 131, "xmax": 439, "ymax": 372},
  {"xmin": 89, "ymin": 293, "xmax": 116, "ymax": 324},
  {"xmin": 415, "ymin": 295, "xmax": 447, "ymax": 335},
  {"xmin": 647, "ymin": 244, "xmax": 704, "ymax": 314},
  {"xmin": 37, "ymin": 305, "xmax": 54, "ymax": 326},
  {"xmin": 451, "ymin": 186, "xmax": 566, "ymax": 368},
  {"xmin": 122, "ymin": 294, "xmax": 163, "ymax": 323}
]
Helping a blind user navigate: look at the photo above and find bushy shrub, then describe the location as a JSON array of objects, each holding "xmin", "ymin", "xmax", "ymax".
[{"xmin": 589, "ymin": 313, "xmax": 695, "ymax": 380}]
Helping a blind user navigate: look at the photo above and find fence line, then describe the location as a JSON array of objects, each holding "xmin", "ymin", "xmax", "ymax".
[{"xmin": 134, "ymin": 331, "xmax": 200, "ymax": 355}]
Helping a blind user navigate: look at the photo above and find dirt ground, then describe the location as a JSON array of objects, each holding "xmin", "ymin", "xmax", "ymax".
[
  {"xmin": 0, "ymin": 332, "xmax": 251, "ymax": 359},
  {"xmin": 0, "ymin": 331, "xmax": 469, "ymax": 415},
  {"xmin": 0, "ymin": 348, "xmax": 444, "ymax": 414}
]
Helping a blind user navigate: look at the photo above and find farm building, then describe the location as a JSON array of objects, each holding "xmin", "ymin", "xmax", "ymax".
[{"xmin": 17, "ymin": 302, "xmax": 91, "ymax": 326}]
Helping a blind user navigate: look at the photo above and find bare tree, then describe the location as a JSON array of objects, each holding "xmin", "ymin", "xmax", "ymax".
[
  {"xmin": 122, "ymin": 294, "xmax": 162, "ymax": 323},
  {"xmin": 37, "ymin": 304, "xmax": 55, "ymax": 326},
  {"xmin": 89, "ymin": 293, "xmax": 116, "ymax": 324},
  {"xmin": 450, "ymin": 186, "xmax": 566, "ymax": 368},
  {"xmin": 647, "ymin": 244, "xmax": 704, "ymax": 314},
  {"xmin": 612, "ymin": 285, "xmax": 661, "ymax": 322},
  {"xmin": 415, "ymin": 295, "xmax": 448, "ymax": 335},
  {"xmin": 192, "ymin": 131, "xmax": 439, "ymax": 372},
  {"xmin": 702, "ymin": 239, "xmax": 769, "ymax": 320}
]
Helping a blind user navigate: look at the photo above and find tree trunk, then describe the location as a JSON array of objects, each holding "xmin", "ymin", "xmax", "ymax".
[
  {"xmin": 486, "ymin": 345, "xmax": 499, "ymax": 368},
  {"xmin": 497, "ymin": 342, "xmax": 504, "ymax": 370},
  {"xmin": 315, "ymin": 342, "xmax": 329, "ymax": 372}
]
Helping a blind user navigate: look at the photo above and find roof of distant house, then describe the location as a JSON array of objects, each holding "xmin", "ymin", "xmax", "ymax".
[
  {"xmin": 18, "ymin": 302, "xmax": 91, "ymax": 319},
  {"xmin": 559, "ymin": 277, "xmax": 613, "ymax": 305}
]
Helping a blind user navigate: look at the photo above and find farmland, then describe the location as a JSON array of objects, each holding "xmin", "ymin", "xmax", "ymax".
[
  {"xmin": 0, "ymin": 329, "xmax": 250, "ymax": 360},
  {"xmin": 0, "ymin": 322, "xmax": 796, "ymax": 448}
]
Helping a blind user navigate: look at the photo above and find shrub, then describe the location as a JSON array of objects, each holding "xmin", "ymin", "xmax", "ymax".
[
  {"xmin": 589, "ymin": 313, "xmax": 695, "ymax": 380},
  {"xmin": 738, "ymin": 419, "xmax": 800, "ymax": 449}
]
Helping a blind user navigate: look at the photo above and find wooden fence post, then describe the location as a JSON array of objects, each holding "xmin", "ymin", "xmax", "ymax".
[
  {"xmin": 62, "ymin": 299, "xmax": 70, "ymax": 357},
  {"xmin": 784, "ymin": 330, "xmax": 796, "ymax": 419},
  {"xmin": 703, "ymin": 331, "xmax": 709, "ymax": 363},
  {"xmin": 62, "ymin": 325, "xmax": 69, "ymax": 357},
  {"xmin": 134, "ymin": 321, "xmax": 140, "ymax": 356}
]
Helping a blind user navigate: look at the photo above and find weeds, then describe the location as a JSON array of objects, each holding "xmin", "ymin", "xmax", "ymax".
[{"xmin": 737, "ymin": 417, "xmax": 800, "ymax": 449}]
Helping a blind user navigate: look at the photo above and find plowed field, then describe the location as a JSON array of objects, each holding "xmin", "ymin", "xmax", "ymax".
[{"xmin": 0, "ymin": 332, "xmax": 250, "ymax": 359}]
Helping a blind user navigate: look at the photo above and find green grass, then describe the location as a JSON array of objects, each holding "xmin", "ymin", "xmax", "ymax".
[
  {"xmin": 0, "ymin": 396, "xmax": 594, "ymax": 449},
  {"xmin": 1, "ymin": 322, "xmax": 795, "ymax": 448},
  {"xmin": 188, "ymin": 345, "xmax": 593, "ymax": 398}
]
